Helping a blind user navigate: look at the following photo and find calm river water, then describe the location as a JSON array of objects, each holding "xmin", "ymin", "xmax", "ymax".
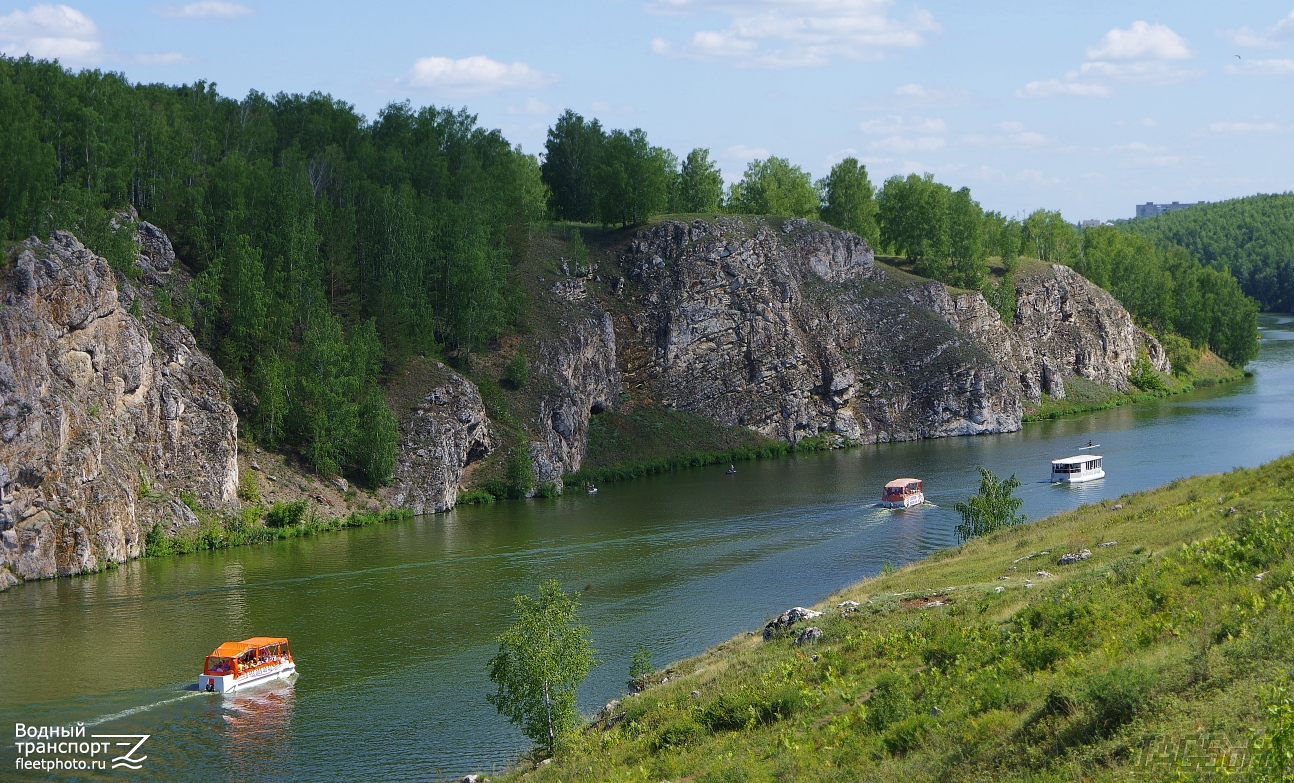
[{"xmin": 4, "ymin": 314, "xmax": 1294, "ymax": 782}]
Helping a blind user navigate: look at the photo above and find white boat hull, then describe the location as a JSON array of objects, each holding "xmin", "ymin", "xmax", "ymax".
[
  {"xmin": 881, "ymin": 492, "xmax": 925, "ymax": 509},
  {"xmin": 200, "ymin": 661, "xmax": 296, "ymax": 694},
  {"xmin": 1053, "ymin": 469, "xmax": 1105, "ymax": 484}
]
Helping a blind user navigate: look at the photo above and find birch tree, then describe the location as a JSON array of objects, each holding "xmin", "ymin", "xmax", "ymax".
[{"xmin": 487, "ymin": 580, "xmax": 598, "ymax": 758}]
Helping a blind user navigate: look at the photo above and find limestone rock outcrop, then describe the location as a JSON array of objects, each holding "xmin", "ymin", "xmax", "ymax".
[
  {"xmin": 0, "ymin": 232, "xmax": 239, "ymax": 585},
  {"xmin": 1010, "ymin": 263, "xmax": 1169, "ymax": 395},
  {"xmin": 617, "ymin": 217, "xmax": 1020, "ymax": 444},
  {"xmin": 385, "ymin": 362, "xmax": 493, "ymax": 514},
  {"xmin": 610, "ymin": 218, "xmax": 1168, "ymax": 446},
  {"xmin": 528, "ymin": 310, "xmax": 620, "ymax": 490}
]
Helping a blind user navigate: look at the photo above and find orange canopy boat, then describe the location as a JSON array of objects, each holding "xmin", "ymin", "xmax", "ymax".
[{"xmin": 200, "ymin": 637, "xmax": 295, "ymax": 693}]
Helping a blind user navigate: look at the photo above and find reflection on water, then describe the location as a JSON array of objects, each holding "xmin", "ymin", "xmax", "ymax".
[
  {"xmin": 219, "ymin": 681, "xmax": 295, "ymax": 783},
  {"xmin": 3, "ymin": 315, "xmax": 1293, "ymax": 782}
]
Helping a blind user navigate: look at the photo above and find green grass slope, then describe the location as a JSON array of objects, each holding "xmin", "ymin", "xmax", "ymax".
[{"xmin": 503, "ymin": 454, "xmax": 1294, "ymax": 782}]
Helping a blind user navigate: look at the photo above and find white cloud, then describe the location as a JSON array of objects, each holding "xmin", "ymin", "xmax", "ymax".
[
  {"xmin": 858, "ymin": 115, "xmax": 945, "ymax": 134},
  {"xmin": 647, "ymin": 0, "xmax": 940, "ymax": 68},
  {"xmin": 0, "ymin": 4, "xmax": 100, "ymax": 65},
  {"xmin": 1086, "ymin": 21, "xmax": 1191, "ymax": 60},
  {"xmin": 1017, "ymin": 169, "xmax": 1060, "ymax": 186},
  {"xmin": 154, "ymin": 1, "xmax": 253, "ymax": 18},
  {"xmin": 1225, "ymin": 58, "xmax": 1294, "ymax": 76},
  {"xmin": 963, "ymin": 121, "xmax": 1047, "ymax": 147},
  {"xmin": 1018, "ymin": 21, "xmax": 1196, "ymax": 98},
  {"xmin": 1127, "ymin": 155, "xmax": 1182, "ymax": 168},
  {"xmin": 1107, "ymin": 141, "xmax": 1164, "ymax": 153},
  {"xmin": 1206, "ymin": 121, "xmax": 1283, "ymax": 134},
  {"xmin": 399, "ymin": 55, "xmax": 557, "ymax": 97},
  {"xmin": 1016, "ymin": 79, "xmax": 1110, "ymax": 98},
  {"xmin": 1076, "ymin": 59, "xmax": 1201, "ymax": 83},
  {"xmin": 858, "ymin": 115, "xmax": 944, "ymax": 153},
  {"xmin": 135, "ymin": 51, "xmax": 191, "ymax": 65},
  {"xmin": 869, "ymin": 135, "xmax": 944, "ymax": 153},
  {"xmin": 507, "ymin": 97, "xmax": 554, "ymax": 116},
  {"xmin": 590, "ymin": 100, "xmax": 636, "ymax": 115},
  {"xmin": 724, "ymin": 144, "xmax": 772, "ymax": 167},
  {"xmin": 1223, "ymin": 10, "xmax": 1294, "ymax": 48}
]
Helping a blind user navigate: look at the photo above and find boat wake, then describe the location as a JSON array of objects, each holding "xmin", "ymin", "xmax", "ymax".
[{"xmin": 81, "ymin": 690, "xmax": 204, "ymax": 728}]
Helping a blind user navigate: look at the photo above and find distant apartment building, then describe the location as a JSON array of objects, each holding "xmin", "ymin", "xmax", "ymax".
[
  {"xmin": 1078, "ymin": 219, "xmax": 1113, "ymax": 228},
  {"xmin": 1135, "ymin": 201, "xmax": 1205, "ymax": 219}
]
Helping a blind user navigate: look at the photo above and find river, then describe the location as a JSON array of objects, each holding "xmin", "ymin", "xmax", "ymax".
[{"xmin": 4, "ymin": 313, "xmax": 1293, "ymax": 782}]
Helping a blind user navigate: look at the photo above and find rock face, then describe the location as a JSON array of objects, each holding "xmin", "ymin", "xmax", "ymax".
[
  {"xmin": 909, "ymin": 263, "xmax": 1170, "ymax": 402},
  {"xmin": 528, "ymin": 310, "xmax": 620, "ymax": 489},
  {"xmin": 0, "ymin": 232, "xmax": 239, "ymax": 585},
  {"xmin": 618, "ymin": 218, "xmax": 1019, "ymax": 444},
  {"xmin": 385, "ymin": 363, "xmax": 493, "ymax": 514},
  {"xmin": 1010, "ymin": 263, "xmax": 1169, "ymax": 395},
  {"xmin": 612, "ymin": 218, "xmax": 1168, "ymax": 446}
]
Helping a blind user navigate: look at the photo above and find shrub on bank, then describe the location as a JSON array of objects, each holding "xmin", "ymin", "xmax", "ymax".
[{"xmin": 144, "ymin": 506, "xmax": 412, "ymax": 558}]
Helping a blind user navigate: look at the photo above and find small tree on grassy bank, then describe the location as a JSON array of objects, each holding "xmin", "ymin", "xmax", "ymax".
[
  {"xmin": 954, "ymin": 467, "xmax": 1026, "ymax": 543},
  {"xmin": 487, "ymin": 580, "xmax": 598, "ymax": 759}
]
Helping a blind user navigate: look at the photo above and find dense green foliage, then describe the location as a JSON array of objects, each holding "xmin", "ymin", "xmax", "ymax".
[
  {"xmin": 0, "ymin": 56, "xmax": 548, "ymax": 484},
  {"xmin": 502, "ymin": 455, "xmax": 1294, "ymax": 783},
  {"xmin": 871, "ymin": 168, "xmax": 1258, "ymax": 367},
  {"xmin": 1076, "ymin": 227, "xmax": 1259, "ymax": 367},
  {"xmin": 0, "ymin": 56, "xmax": 1263, "ymax": 494},
  {"xmin": 816, "ymin": 157, "xmax": 878, "ymax": 244},
  {"xmin": 726, "ymin": 156, "xmax": 818, "ymax": 218},
  {"xmin": 1127, "ymin": 193, "xmax": 1294, "ymax": 311},
  {"xmin": 628, "ymin": 645, "xmax": 653, "ymax": 690},
  {"xmin": 674, "ymin": 148, "xmax": 725, "ymax": 213},
  {"xmin": 952, "ymin": 467, "xmax": 1026, "ymax": 543},
  {"xmin": 542, "ymin": 109, "xmax": 701, "ymax": 226},
  {"xmin": 487, "ymin": 580, "xmax": 598, "ymax": 758}
]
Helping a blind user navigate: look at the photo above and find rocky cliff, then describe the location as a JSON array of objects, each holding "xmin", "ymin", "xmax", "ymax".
[
  {"xmin": 600, "ymin": 217, "xmax": 1168, "ymax": 446},
  {"xmin": 383, "ymin": 361, "xmax": 493, "ymax": 514},
  {"xmin": 528, "ymin": 306, "xmax": 621, "ymax": 490},
  {"xmin": 0, "ymin": 231, "xmax": 239, "ymax": 587}
]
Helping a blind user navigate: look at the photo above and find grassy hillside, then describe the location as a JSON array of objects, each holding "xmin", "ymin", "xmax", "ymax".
[{"xmin": 501, "ymin": 454, "xmax": 1294, "ymax": 782}]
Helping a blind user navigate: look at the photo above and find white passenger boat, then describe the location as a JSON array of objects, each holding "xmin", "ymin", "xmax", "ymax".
[
  {"xmin": 200, "ymin": 637, "xmax": 295, "ymax": 694},
  {"xmin": 1051, "ymin": 455, "xmax": 1105, "ymax": 483},
  {"xmin": 881, "ymin": 478, "xmax": 925, "ymax": 508}
]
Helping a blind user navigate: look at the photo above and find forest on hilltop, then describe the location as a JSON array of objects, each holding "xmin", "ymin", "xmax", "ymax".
[
  {"xmin": 1126, "ymin": 192, "xmax": 1294, "ymax": 313},
  {"xmin": 0, "ymin": 57, "xmax": 1261, "ymax": 487}
]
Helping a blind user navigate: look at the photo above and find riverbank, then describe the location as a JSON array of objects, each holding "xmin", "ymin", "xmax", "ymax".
[
  {"xmin": 499, "ymin": 453, "xmax": 1294, "ymax": 783},
  {"xmin": 562, "ymin": 401, "xmax": 839, "ymax": 488},
  {"xmin": 1023, "ymin": 346, "xmax": 1243, "ymax": 422}
]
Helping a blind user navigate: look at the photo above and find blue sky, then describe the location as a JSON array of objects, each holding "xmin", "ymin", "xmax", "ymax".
[{"xmin": 2, "ymin": 1, "xmax": 1292, "ymax": 221}]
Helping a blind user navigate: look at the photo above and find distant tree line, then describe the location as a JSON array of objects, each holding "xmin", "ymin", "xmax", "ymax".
[{"xmin": 1125, "ymin": 193, "xmax": 1294, "ymax": 313}]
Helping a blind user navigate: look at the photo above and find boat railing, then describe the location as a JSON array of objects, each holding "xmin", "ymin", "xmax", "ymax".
[{"xmin": 234, "ymin": 655, "xmax": 289, "ymax": 677}]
